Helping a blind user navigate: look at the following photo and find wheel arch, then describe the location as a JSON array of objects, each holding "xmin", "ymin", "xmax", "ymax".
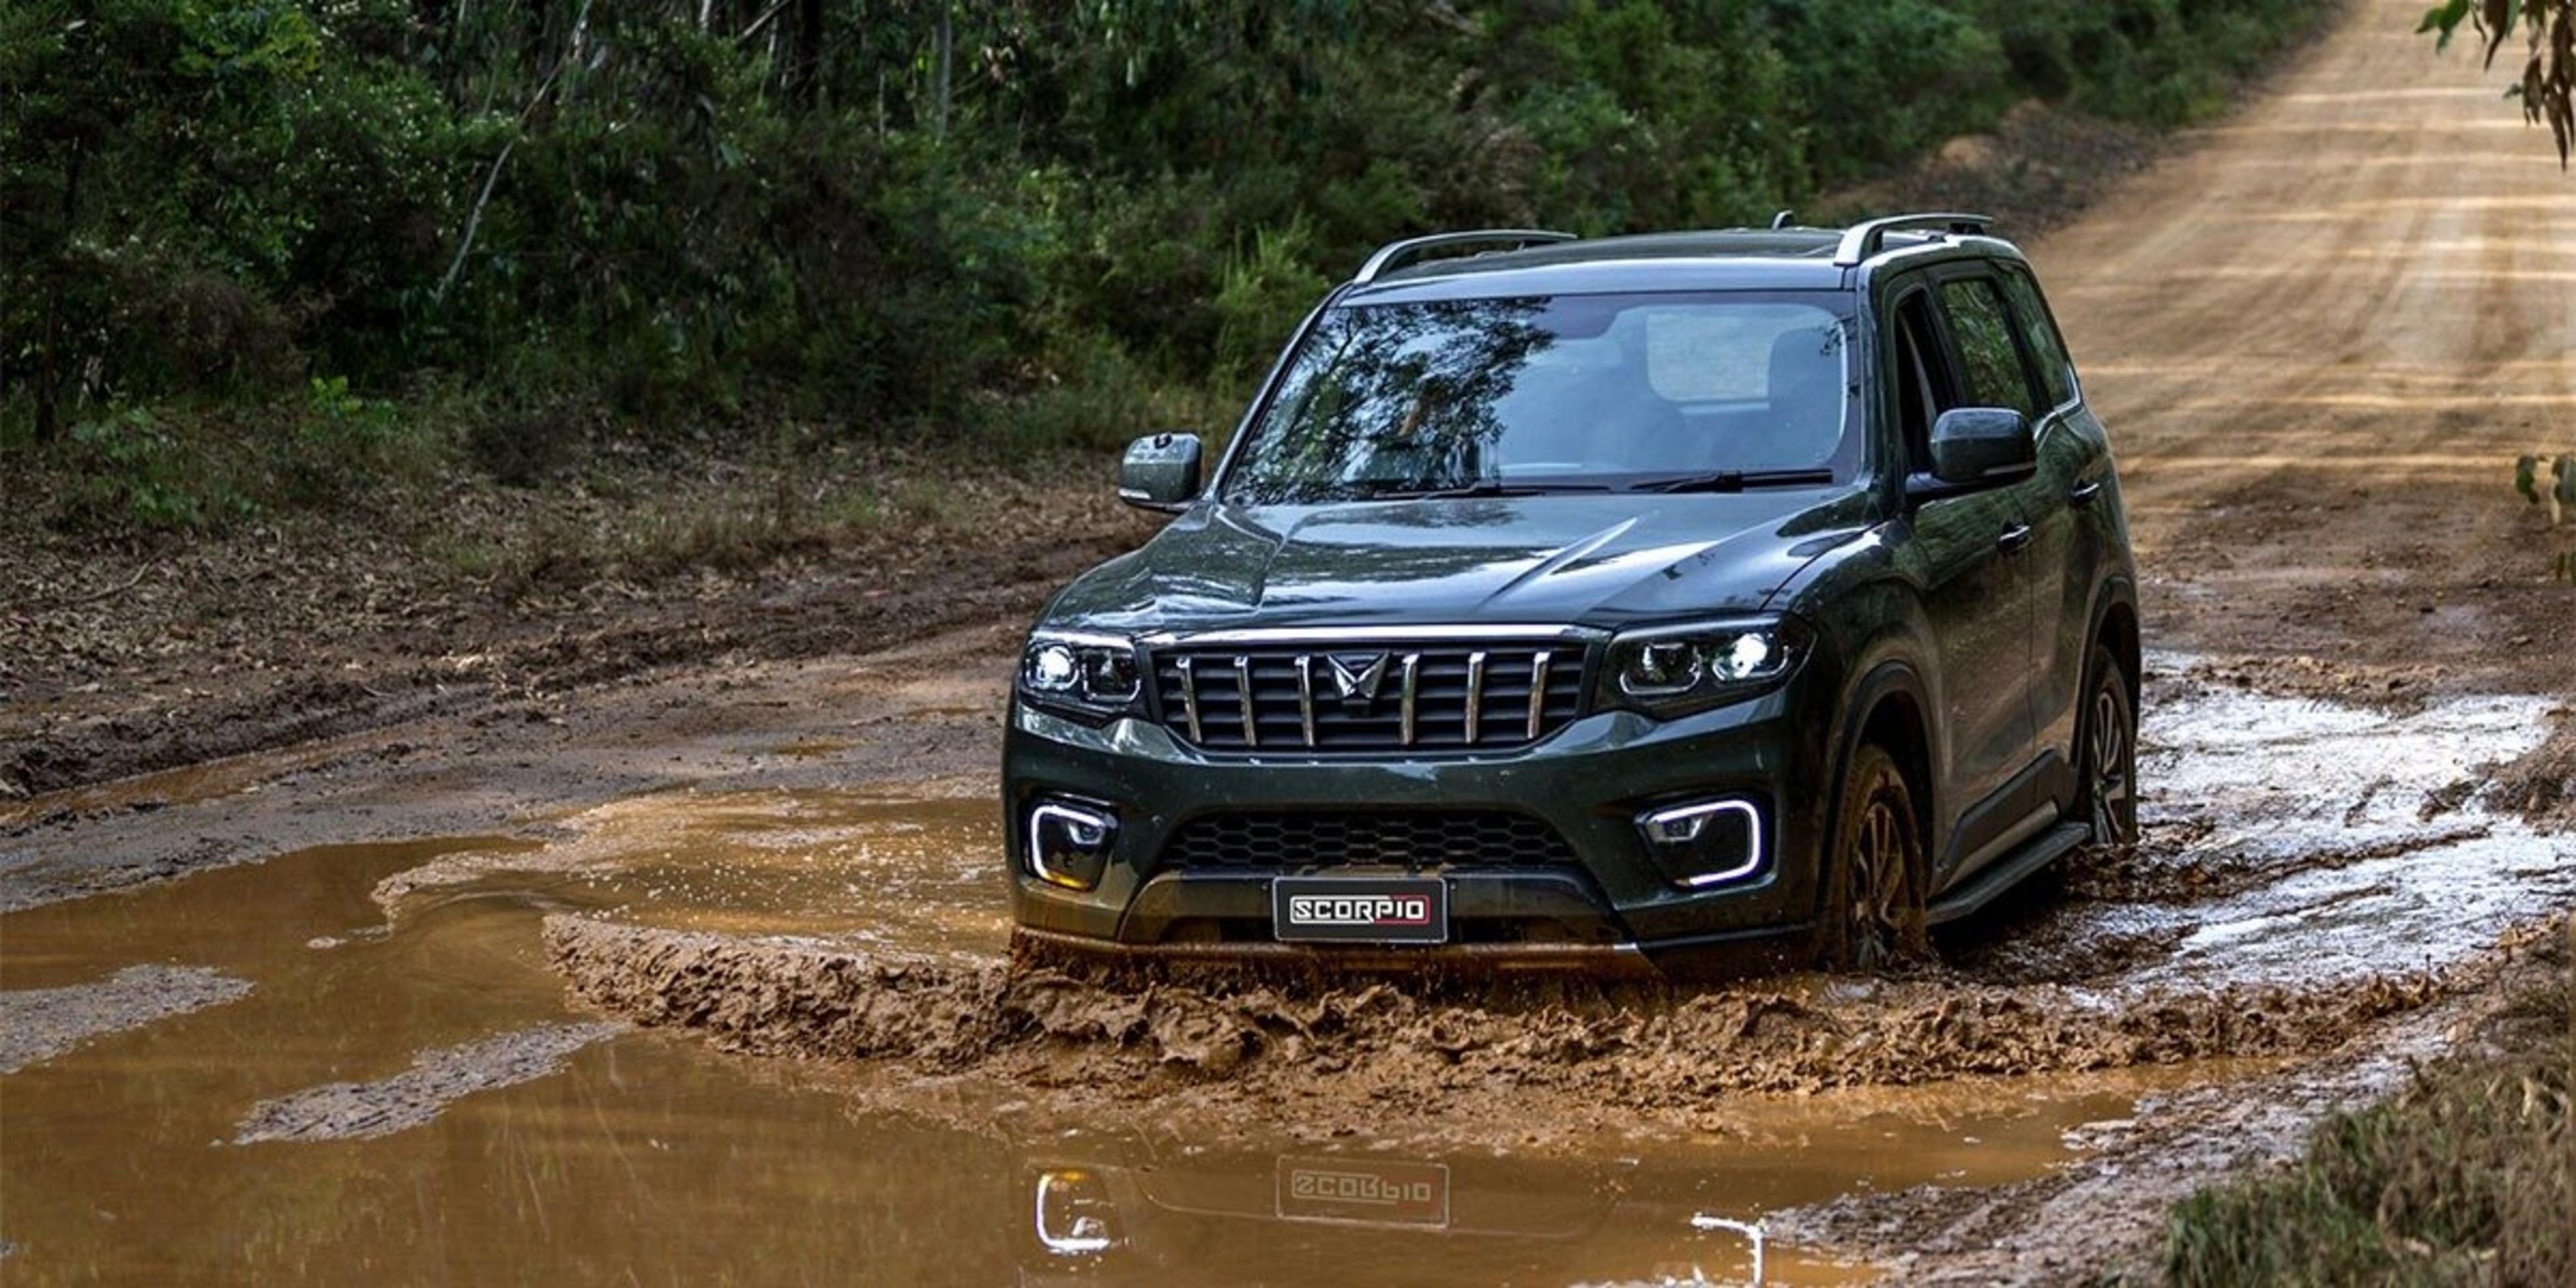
[
  {"xmin": 1825, "ymin": 659, "xmax": 1937, "ymax": 898},
  {"xmin": 2090, "ymin": 578, "xmax": 2142, "ymax": 704}
]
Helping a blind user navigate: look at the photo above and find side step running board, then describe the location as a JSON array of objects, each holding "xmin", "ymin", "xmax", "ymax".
[{"xmin": 1925, "ymin": 821, "xmax": 2092, "ymax": 926}]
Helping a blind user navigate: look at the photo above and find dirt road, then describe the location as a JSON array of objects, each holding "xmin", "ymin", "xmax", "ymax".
[
  {"xmin": 2, "ymin": 1, "xmax": 2570, "ymax": 1283},
  {"xmin": 2037, "ymin": 0, "xmax": 2574, "ymax": 700}
]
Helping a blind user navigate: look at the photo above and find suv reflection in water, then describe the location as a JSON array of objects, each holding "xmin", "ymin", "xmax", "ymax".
[{"xmin": 1016, "ymin": 1145, "xmax": 1773, "ymax": 1286}]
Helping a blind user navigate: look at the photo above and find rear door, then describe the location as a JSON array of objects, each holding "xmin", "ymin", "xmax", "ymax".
[{"xmin": 1996, "ymin": 265, "xmax": 2108, "ymax": 794}]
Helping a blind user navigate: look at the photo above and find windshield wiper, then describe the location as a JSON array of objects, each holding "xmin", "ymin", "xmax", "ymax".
[
  {"xmin": 1365, "ymin": 478, "xmax": 1615, "ymax": 500},
  {"xmin": 1629, "ymin": 468, "xmax": 1837, "ymax": 494}
]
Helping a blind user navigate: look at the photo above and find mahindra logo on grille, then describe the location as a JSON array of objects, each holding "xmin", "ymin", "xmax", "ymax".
[
  {"xmin": 1285, "ymin": 893, "xmax": 1431, "ymax": 926},
  {"xmin": 1326, "ymin": 652, "xmax": 1391, "ymax": 708}
]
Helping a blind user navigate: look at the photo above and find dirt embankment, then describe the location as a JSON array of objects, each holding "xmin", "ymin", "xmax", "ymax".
[{"xmin": 0, "ymin": 464, "xmax": 1152, "ymax": 800}]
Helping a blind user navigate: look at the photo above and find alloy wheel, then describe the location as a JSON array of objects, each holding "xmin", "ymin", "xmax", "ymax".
[
  {"xmin": 2084, "ymin": 669, "xmax": 2138, "ymax": 849},
  {"xmin": 1843, "ymin": 763, "xmax": 1921, "ymax": 970}
]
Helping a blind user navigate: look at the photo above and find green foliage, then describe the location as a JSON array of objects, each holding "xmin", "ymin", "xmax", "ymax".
[
  {"xmin": 2165, "ymin": 930, "xmax": 2573, "ymax": 1286},
  {"xmin": 60, "ymin": 407, "xmax": 239, "ymax": 533},
  {"xmin": 3, "ymin": 0, "xmax": 2333, "ymax": 495},
  {"xmin": 1214, "ymin": 221, "xmax": 1333, "ymax": 386}
]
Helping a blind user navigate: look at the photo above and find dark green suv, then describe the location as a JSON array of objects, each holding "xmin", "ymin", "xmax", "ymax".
[{"xmin": 1004, "ymin": 215, "xmax": 2139, "ymax": 971}]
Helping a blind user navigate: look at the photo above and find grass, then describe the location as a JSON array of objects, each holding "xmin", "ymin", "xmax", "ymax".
[{"xmin": 2162, "ymin": 919, "xmax": 2573, "ymax": 1287}]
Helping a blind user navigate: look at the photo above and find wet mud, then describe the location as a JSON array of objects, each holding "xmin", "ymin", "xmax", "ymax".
[
  {"xmin": 233, "ymin": 1022, "xmax": 624, "ymax": 1142},
  {"xmin": 537, "ymin": 674, "xmax": 2573, "ymax": 1148},
  {"xmin": 0, "ymin": 964, "xmax": 252, "ymax": 1074},
  {"xmin": 3, "ymin": 668, "xmax": 2565, "ymax": 1282},
  {"xmin": 1, "ymin": 795, "xmax": 2154, "ymax": 1285}
]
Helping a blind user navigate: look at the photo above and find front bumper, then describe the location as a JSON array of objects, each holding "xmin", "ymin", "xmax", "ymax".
[{"xmin": 1002, "ymin": 666, "xmax": 1838, "ymax": 966}]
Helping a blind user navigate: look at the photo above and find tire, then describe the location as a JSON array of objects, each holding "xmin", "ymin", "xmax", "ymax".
[
  {"xmin": 2076, "ymin": 645, "xmax": 2139, "ymax": 851},
  {"xmin": 1821, "ymin": 742, "xmax": 1929, "ymax": 971}
]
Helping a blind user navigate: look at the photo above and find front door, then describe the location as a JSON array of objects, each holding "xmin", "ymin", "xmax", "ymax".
[{"xmin": 1884, "ymin": 283, "xmax": 2034, "ymax": 881}]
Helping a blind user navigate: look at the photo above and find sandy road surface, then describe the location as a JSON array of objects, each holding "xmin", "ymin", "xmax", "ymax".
[
  {"xmin": 2, "ymin": 2, "xmax": 2571, "ymax": 1284},
  {"xmin": 2030, "ymin": 0, "xmax": 2574, "ymax": 694}
]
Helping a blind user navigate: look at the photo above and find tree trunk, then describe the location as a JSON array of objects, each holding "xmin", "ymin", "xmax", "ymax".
[{"xmin": 934, "ymin": 2, "xmax": 953, "ymax": 140}]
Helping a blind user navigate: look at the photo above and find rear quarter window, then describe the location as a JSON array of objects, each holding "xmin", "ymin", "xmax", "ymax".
[{"xmin": 2000, "ymin": 268, "xmax": 2078, "ymax": 408}]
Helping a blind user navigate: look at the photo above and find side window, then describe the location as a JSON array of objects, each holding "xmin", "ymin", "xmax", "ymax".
[
  {"xmin": 1999, "ymin": 268, "xmax": 2077, "ymax": 408},
  {"xmin": 1935, "ymin": 278, "xmax": 2040, "ymax": 419},
  {"xmin": 1888, "ymin": 289, "xmax": 1951, "ymax": 470}
]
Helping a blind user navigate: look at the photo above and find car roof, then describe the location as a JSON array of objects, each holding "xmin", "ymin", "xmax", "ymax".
[{"xmin": 1342, "ymin": 228, "xmax": 2024, "ymax": 305}]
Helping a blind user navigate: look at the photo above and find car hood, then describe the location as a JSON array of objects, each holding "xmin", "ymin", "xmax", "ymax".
[{"xmin": 1044, "ymin": 490, "xmax": 1874, "ymax": 635}]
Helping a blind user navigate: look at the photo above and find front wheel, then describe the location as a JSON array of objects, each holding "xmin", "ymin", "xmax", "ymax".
[
  {"xmin": 1821, "ymin": 743, "xmax": 1929, "ymax": 971},
  {"xmin": 2078, "ymin": 645, "xmax": 2139, "ymax": 851}
]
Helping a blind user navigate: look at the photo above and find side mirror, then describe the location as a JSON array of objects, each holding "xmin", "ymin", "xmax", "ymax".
[
  {"xmin": 1118, "ymin": 433, "xmax": 1204, "ymax": 513},
  {"xmin": 1926, "ymin": 408, "xmax": 2036, "ymax": 486}
]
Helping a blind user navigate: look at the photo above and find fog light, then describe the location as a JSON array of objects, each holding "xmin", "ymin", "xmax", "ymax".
[
  {"xmin": 1032, "ymin": 1169, "xmax": 1118, "ymax": 1256},
  {"xmin": 1028, "ymin": 799, "xmax": 1118, "ymax": 891},
  {"xmin": 1636, "ymin": 799, "xmax": 1764, "ymax": 888}
]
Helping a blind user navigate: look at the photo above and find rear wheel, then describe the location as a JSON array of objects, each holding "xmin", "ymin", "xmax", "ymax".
[
  {"xmin": 1821, "ymin": 743, "xmax": 1929, "ymax": 971},
  {"xmin": 2077, "ymin": 645, "xmax": 2139, "ymax": 851}
]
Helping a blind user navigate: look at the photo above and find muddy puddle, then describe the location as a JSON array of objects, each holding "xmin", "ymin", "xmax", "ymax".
[
  {"xmin": 3, "ymin": 841, "xmax": 2174, "ymax": 1287},
  {"xmin": 3, "ymin": 664, "xmax": 2567, "ymax": 1283},
  {"xmin": 3, "ymin": 812, "xmax": 2199, "ymax": 1284}
]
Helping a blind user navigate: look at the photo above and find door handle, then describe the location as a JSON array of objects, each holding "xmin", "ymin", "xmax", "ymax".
[
  {"xmin": 1997, "ymin": 524, "xmax": 2034, "ymax": 555},
  {"xmin": 2068, "ymin": 479, "xmax": 2103, "ymax": 507}
]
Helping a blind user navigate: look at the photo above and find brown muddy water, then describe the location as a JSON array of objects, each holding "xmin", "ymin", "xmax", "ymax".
[
  {"xmin": 7, "ymin": 810, "xmax": 2170, "ymax": 1286},
  {"xmin": 2, "ymin": 672, "xmax": 2566, "ymax": 1285}
]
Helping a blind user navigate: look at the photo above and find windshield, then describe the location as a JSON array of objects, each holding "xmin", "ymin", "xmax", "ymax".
[{"xmin": 1224, "ymin": 292, "xmax": 1858, "ymax": 504}]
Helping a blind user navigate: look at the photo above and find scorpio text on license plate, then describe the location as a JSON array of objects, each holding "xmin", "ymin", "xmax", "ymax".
[{"xmin": 1272, "ymin": 876, "xmax": 1448, "ymax": 944}]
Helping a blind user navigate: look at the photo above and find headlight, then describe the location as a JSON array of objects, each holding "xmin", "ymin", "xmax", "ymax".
[
  {"xmin": 1599, "ymin": 616, "xmax": 1809, "ymax": 718},
  {"xmin": 1018, "ymin": 631, "xmax": 1142, "ymax": 720}
]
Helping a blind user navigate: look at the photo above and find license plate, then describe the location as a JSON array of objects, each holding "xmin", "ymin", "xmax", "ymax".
[
  {"xmin": 1275, "ymin": 1156, "xmax": 1451, "ymax": 1228},
  {"xmin": 1272, "ymin": 876, "xmax": 1448, "ymax": 944}
]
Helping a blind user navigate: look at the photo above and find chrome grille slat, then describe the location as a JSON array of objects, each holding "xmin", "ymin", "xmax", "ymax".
[
  {"xmin": 1463, "ymin": 651, "xmax": 1487, "ymax": 744},
  {"xmin": 1527, "ymin": 651, "xmax": 1552, "ymax": 741},
  {"xmin": 1295, "ymin": 655, "xmax": 1318, "ymax": 747},
  {"xmin": 1234, "ymin": 655, "xmax": 1257, "ymax": 747},
  {"xmin": 1401, "ymin": 653, "xmax": 1421, "ymax": 746},
  {"xmin": 1152, "ymin": 639, "xmax": 1583, "ymax": 753},
  {"xmin": 1175, "ymin": 656, "xmax": 1202, "ymax": 743}
]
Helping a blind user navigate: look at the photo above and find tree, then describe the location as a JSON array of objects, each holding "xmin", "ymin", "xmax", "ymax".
[{"xmin": 2421, "ymin": 0, "xmax": 2575, "ymax": 165}]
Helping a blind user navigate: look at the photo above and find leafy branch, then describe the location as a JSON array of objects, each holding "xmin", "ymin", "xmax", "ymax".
[{"xmin": 2420, "ymin": 0, "xmax": 2576, "ymax": 164}]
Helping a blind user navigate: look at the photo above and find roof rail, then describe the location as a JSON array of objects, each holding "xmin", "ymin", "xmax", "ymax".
[
  {"xmin": 1352, "ymin": 229, "xmax": 1578, "ymax": 285},
  {"xmin": 1831, "ymin": 212, "xmax": 1993, "ymax": 267}
]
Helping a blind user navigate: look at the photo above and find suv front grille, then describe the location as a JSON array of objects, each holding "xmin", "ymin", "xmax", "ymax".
[
  {"xmin": 1150, "ymin": 641, "xmax": 1587, "ymax": 751},
  {"xmin": 1161, "ymin": 810, "xmax": 1578, "ymax": 869}
]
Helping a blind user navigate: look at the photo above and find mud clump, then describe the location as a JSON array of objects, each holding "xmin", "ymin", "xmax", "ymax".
[
  {"xmin": 0, "ymin": 965, "xmax": 252, "ymax": 1073},
  {"xmin": 548, "ymin": 918, "xmax": 1013, "ymax": 1065},
  {"xmin": 233, "ymin": 1022, "xmax": 624, "ymax": 1142},
  {"xmin": 543, "ymin": 916, "xmax": 2485, "ymax": 1130}
]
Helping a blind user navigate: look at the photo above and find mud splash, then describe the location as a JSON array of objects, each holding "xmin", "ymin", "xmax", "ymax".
[
  {"xmin": 541, "ymin": 674, "xmax": 2571, "ymax": 1137},
  {"xmin": 7, "ymin": 665, "xmax": 2567, "ymax": 1281},
  {"xmin": 542, "ymin": 916, "xmax": 2481, "ymax": 1132}
]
